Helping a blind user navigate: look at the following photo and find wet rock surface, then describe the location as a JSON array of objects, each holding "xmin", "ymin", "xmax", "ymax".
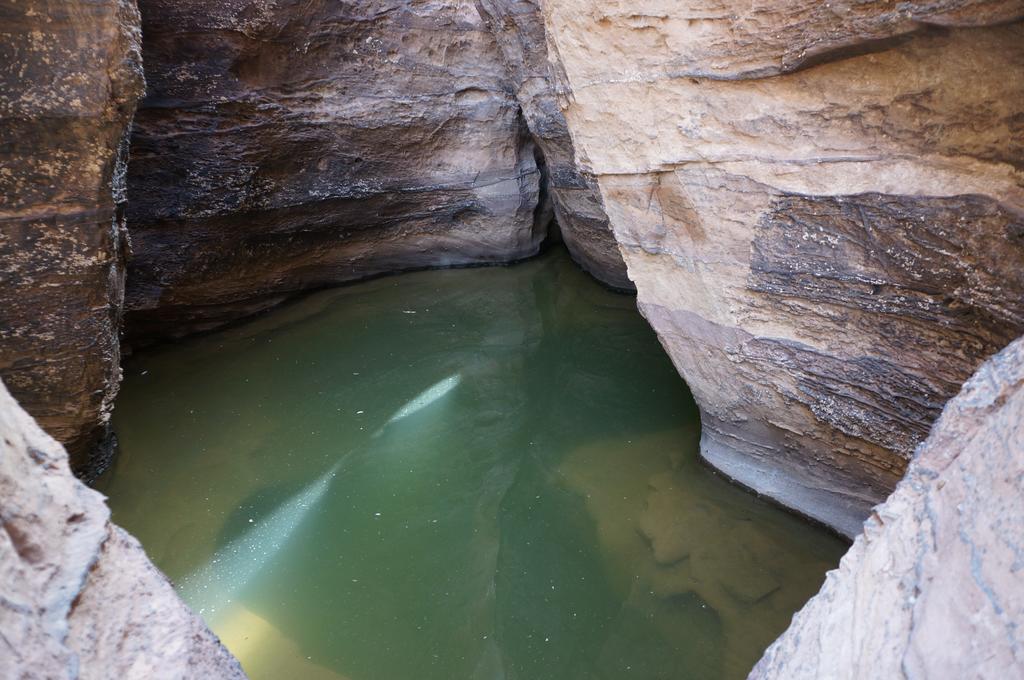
[
  {"xmin": 0, "ymin": 0, "xmax": 144, "ymax": 472},
  {"xmin": 124, "ymin": 0, "xmax": 549, "ymax": 342},
  {"xmin": 539, "ymin": 0, "xmax": 1024, "ymax": 535},
  {"xmin": 0, "ymin": 380, "xmax": 245, "ymax": 679},
  {"xmin": 751, "ymin": 334, "xmax": 1024, "ymax": 679}
]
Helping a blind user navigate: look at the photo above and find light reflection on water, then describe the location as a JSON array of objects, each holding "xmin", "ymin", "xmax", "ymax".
[{"xmin": 99, "ymin": 249, "xmax": 846, "ymax": 680}]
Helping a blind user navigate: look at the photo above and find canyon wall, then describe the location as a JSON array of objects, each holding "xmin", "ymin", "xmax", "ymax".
[
  {"xmin": 0, "ymin": 380, "xmax": 245, "ymax": 679},
  {"xmin": 124, "ymin": 0, "xmax": 635, "ymax": 343},
  {"xmin": 751, "ymin": 334, "xmax": 1024, "ymax": 679},
  {"xmin": 0, "ymin": 0, "xmax": 144, "ymax": 474},
  {"xmin": 539, "ymin": 0, "xmax": 1024, "ymax": 536},
  {"xmin": 124, "ymin": 0, "xmax": 547, "ymax": 341}
]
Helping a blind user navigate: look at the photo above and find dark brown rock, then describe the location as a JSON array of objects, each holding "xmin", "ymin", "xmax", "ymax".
[
  {"xmin": 750, "ymin": 334, "xmax": 1024, "ymax": 679},
  {"xmin": 0, "ymin": 0, "xmax": 145, "ymax": 473},
  {"xmin": 125, "ymin": 0, "xmax": 549, "ymax": 342}
]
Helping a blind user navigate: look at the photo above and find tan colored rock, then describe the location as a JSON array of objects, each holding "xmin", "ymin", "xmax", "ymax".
[
  {"xmin": 0, "ymin": 379, "xmax": 245, "ymax": 679},
  {"xmin": 541, "ymin": 0, "xmax": 1024, "ymax": 535},
  {"xmin": 541, "ymin": 0, "xmax": 1024, "ymax": 83},
  {"xmin": 0, "ymin": 0, "xmax": 145, "ymax": 475},
  {"xmin": 124, "ymin": 0, "xmax": 549, "ymax": 342},
  {"xmin": 751, "ymin": 334, "xmax": 1024, "ymax": 680}
]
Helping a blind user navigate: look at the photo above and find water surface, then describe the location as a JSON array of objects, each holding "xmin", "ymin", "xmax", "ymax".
[{"xmin": 100, "ymin": 249, "xmax": 846, "ymax": 680}]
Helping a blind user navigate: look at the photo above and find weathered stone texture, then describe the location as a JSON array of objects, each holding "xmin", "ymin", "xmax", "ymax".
[
  {"xmin": 541, "ymin": 0, "xmax": 1024, "ymax": 535},
  {"xmin": 543, "ymin": 0, "xmax": 1024, "ymax": 83},
  {"xmin": 475, "ymin": 0, "xmax": 631, "ymax": 289},
  {"xmin": 750, "ymin": 334, "xmax": 1024, "ymax": 679},
  {"xmin": 125, "ymin": 0, "xmax": 548, "ymax": 341},
  {"xmin": 0, "ymin": 380, "xmax": 246, "ymax": 679},
  {"xmin": 0, "ymin": 0, "xmax": 145, "ymax": 473}
]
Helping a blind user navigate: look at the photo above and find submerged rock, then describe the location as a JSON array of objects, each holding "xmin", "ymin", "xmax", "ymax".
[
  {"xmin": 538, "ymin": 0, "xmax": 1024, "ymax": 535},
  {"xmin": 751, "ymin": 334, "xmax": 1024, "ymax": 679},
  {"xmin": 0, "ymin": 379, "xmax": 245, "ymax": 679},
  {"xmin": 637, "ymin": 469, "xmax": 836, "ymax": 676},
  {"xmin": 0, "ymin": 0, "xmax": 145, "ymax": 474}
]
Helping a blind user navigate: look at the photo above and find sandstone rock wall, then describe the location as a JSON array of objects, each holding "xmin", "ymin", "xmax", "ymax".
[
  {"xmin": 474, "ymin": 0, "xmax": 631, "ymax": 289},
  {"xmin": 0, "ymin": 0, "xmax": 145, "ymax": 474},
  {"xmin": 540, "ymin": 0, "xmax": 1024, "ymax": 536},
  {"xmin": 750, "ymin": 334, "xmax": 1024, "ymax": 679},
  {"xmin": 0, "ymin": 380, "xmax": 245, "ymax": 679},
  {"xmin": 124, "ymin": 0, "xmax": 550, "ymax": 341}
]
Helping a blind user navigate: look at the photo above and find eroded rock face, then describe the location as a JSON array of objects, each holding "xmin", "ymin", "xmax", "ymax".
[
  {"xmin": 474, "ymin": 0, "xmax": 631, "ymax": 289},
  {"xmin": 540, "ymin": 0, "xmax": 1024, "ymax": 535},
  {"xmin": 0, "ymin": 380, "xmax": 245, "ymax": 679},
  {"xmin": 125, "ymin": 0, "xmax": 549, "ymax": 341},
  {"xmin": 751, "ymin": 334, "xmax": 1024, "ymax": 679},
  {"xmin": 0, "ymin": 0, "xmax": 144, "ymax": 474}
]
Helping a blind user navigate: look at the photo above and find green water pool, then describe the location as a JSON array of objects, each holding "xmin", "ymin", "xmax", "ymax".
[{"xmin": 98, "ymin": 249, "xmax": 846, "ymax": 680}]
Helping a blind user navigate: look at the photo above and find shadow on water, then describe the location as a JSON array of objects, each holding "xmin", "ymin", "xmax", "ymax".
[{"xmin": 98, "ymin": 248, "xmax": 846, "ymax": 680}]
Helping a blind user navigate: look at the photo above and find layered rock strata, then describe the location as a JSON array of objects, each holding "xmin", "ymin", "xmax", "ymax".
[
  {"xmin": 124, "ymin": 0, "xmax": 550, "ymax": 341},
  {"xmin": 475, "ymin": 0, "xmax": 631, "ymax": 289},
  {"xmin": 0, "ymin": 0, "xmax": 144, "ymax": 473},
  {"xmin": 540, "ymin": 0, "xmax": 1024, "ymax": 535},
  {"xmin": 751, "ymin": 334, "xmax": 1024, "ymax": 679},
  {"xmin": 0, "ymin": 380, "xmax": 245, "ymax": 679}
]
